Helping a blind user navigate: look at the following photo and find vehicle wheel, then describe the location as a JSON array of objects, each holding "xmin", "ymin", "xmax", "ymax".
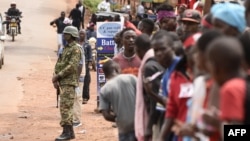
[{"xmin": 12, "ymin": 30, "xmax": 15, "ymax": 42}]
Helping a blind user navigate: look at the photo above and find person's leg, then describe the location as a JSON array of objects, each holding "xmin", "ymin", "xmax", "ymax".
[
  {"xmin": 56, "ymin": 85, "xmax": 75, "ymax": 140},
  {"xmin": 80, "ymin": 17, "xmax": 84, "ymax": 29},
  {"xmin": 81, "ymin": 16, "xmax": 84, "ymax": 29},
  {"xmin": 76, "ymin": 20, "xmax": 81, "ymax": 31},
  {"xmin": 17, "ymin": 21, "xmax": 21, "ymax": 34},
  {"xmin": 72, "ymin": 20, "xmax": 80, "ymax": 31},
  {"xmin": 82, "ymin": 63, "xmax": 90, "ymax": 103},
  {"xmin": 73, "ymin": 85, "xmax": 83, "ymax": 127},
  {"xmin": 57, "ymin": 34, "xmax": 63, "ymax": 52},
  {"xmin": 6, "ymin": 22, "xmax": 9, "ymax": 34}
]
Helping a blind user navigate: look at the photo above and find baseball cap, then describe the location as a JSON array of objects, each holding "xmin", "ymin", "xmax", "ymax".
[
  {"xmin": 211, "ymin": 2, "xmax": 246, "ymax": 33},
  {"xmin": 181, "ymin": 9, "xmax": 201, "ymax": 23}
]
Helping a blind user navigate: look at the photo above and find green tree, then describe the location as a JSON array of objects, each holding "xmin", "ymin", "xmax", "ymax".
[{"xmin": 83, "ymin": 0, "xmax": 102, "ymax": 13}]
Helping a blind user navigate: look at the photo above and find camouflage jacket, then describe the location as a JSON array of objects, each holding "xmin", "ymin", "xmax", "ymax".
[{"xmin": 55, "ymin": 41, "xmax": 82, "ymax": 86}]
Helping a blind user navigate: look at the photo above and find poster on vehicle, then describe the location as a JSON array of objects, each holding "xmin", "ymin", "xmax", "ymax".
[{"xmin": 96, "ymin": 22, "xmax": 123, "ymax": 105}]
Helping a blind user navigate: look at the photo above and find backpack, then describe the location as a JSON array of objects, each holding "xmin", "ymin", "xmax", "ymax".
[{"xmin": 244, "ymin": 75, "xmax": 250, "ymax": 124}]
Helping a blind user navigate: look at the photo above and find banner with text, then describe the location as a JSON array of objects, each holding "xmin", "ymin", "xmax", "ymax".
[{"xmin": 96, "ymin": 22, "xmax": 122, "ymax": 102}]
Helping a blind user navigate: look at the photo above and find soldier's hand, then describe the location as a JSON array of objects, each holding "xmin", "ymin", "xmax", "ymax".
[
  {"xmin": 52, "ymin": 75, "xmax": 59, "ymax": 83},
  {"xmin": 53, "ymin": 81, "xmax": 59, "ymax": 89}
]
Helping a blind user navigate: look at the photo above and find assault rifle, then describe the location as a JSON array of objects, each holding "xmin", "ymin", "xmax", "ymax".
[{"xmin": 56, "ymin": 87, "xmax": 60, "ymax": 108}]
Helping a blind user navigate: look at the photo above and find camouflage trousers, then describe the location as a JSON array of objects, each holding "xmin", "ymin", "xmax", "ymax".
[{"xmin": 59, "ymin": 85, "xmax": 75, "ymax": 126}]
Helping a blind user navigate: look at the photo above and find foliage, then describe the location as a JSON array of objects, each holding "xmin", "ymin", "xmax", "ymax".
[
  {"xmin": 82, "ymin": 0, "xmax": 102, "ymax": 13},
  {"xmin": 111, "ymin": 3, "xmax": 122, "ymax": 11}
]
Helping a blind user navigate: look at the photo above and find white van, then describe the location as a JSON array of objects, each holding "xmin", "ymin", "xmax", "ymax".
[{"xmin": 0, "ymin": 13, "xmax": 5, "ymax": 69}]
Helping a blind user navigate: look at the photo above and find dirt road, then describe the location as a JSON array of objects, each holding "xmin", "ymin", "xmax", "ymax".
[{"xmin": 0, "ymin": 0, "xmax": 117, "ymax": 140}]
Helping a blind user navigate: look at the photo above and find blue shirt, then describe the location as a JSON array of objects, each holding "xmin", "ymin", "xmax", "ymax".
[{"xmin": 156, "ymin": 56, "xmax": 181, "ymax": 111}]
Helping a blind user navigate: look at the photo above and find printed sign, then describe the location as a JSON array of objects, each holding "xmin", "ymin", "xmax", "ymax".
[
  {"xmin": 96, "ymin": 38, "xmax": 116, "ymax": 54},
  {"xmin": 97, "ymin": 22, "xmax": 122, "ymax": 38},
  {"xmin": 96, "ymin": 22, "xmax": 123, "ymax": 105}
]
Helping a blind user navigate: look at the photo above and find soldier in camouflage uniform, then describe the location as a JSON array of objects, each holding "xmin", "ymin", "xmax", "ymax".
[{"xmin": 52, "ymin": 26, "xmax": 82, "ymax": 141}]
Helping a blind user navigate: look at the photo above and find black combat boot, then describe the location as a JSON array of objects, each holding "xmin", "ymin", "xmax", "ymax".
[
  {"xmin": 69, "ymin": 125, "xmax": 75, "ymax": 139},
  {"xmin": 55, "ymin": 125, "xmax": 71, "ymax": 141}
]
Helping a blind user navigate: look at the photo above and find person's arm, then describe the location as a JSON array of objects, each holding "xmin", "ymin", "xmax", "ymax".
[
  {"xmin": 77, "ymin": 46, "xmax": 84, "ymax": 75},
  {"xmin": 6, "ymin": 8, "xmax": 11, "ymax": 15},
  {"xmin": 68, "ymin": 10, "xmax": 73, "ymax": 19},
  {"xmin": 102, "ymin": 109, "xmax": 116, "ymax": 122},
  {"xmin": 99, "ymin": 88, "xmax": 116, "ymax": 122},
  {"xmin": 50, "ymin": 19, "xmax": 57, "ymax": 26},
  {"xmin": 143, "ymin": 70, "xmax": 166, "ymax": 106},
  {"xmin": 16, "ymin": 9, "xmax": 22, "ymax": 16},
  {"xmin": 143, "ymin": 62, "xmax": 165, "ymax": 101},
  {"xmin": 143, "ymin": 80, "xmax": 166, "ymax": 106},
  {"xmin": 158, "ymin": 118, "xmax": 175, "ymax": 141},
  {"xmin": 143, "ymin": 62, "xmax": 165, "ymax": 139},
  {"xmin": 203, "ymin": 83, "xmax": 245, "ymax": 138}
]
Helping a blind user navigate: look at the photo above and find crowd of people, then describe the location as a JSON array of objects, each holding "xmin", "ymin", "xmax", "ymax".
[
  {"xmin": 50, "ymin": 0, "xmax": 250, "ymax": 141},
  {"xmin": 98, "ymin": 1, "xmax": 250, "ymax": 141}
]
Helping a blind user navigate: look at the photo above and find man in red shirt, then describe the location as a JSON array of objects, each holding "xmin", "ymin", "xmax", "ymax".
[
  {"xmin": 158, "ymin": 33, "xmax": 201, "ymax": 141},
  {"xmin": 113, "ymin": 28, "xmax": 141, "ymax": 76}
]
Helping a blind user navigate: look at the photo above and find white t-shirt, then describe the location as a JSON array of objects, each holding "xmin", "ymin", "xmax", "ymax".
[
  {"xmin": 137, "ymin": 4, "xmax": 145, "ymax": 14},
  {"xmin": 97, "ymin": 0, "xmax": 111, "ymax": 12},
  {"xmin": 79, "ymin": 6, "xmax": 83, "ymax": 13},
  {"xmin": 78, "ymin": 5, "xmax": 84, "ymax": 16}
]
